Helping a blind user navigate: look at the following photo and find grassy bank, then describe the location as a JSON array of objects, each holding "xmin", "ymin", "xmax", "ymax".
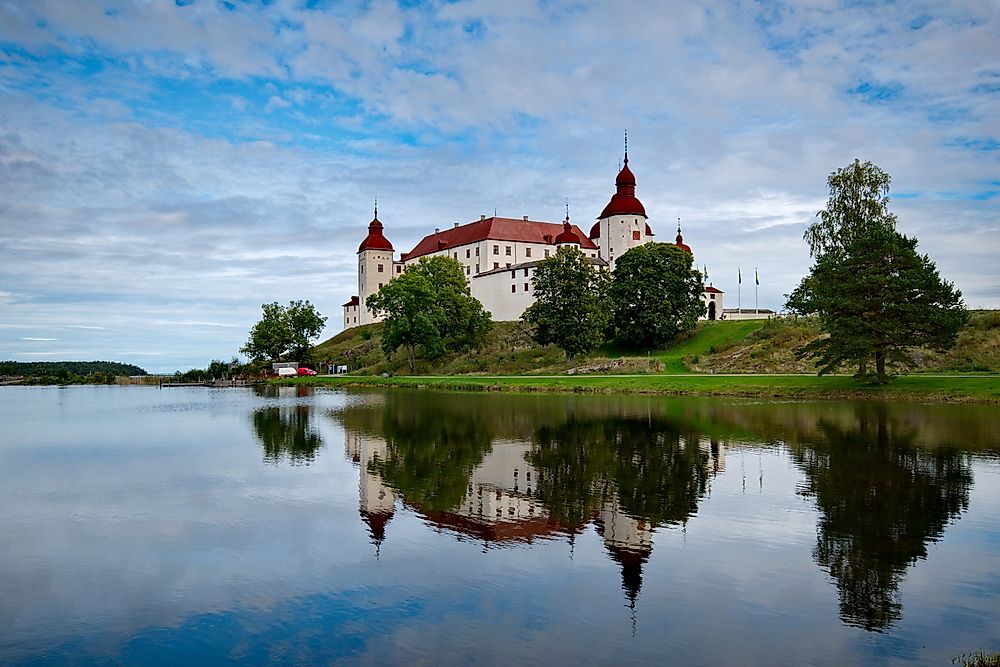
[{"xmin": 275, "ymin": 373, "xmax": 1000, "ymax": 403}]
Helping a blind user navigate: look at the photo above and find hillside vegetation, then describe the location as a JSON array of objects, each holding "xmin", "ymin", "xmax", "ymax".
[
  {"xmin": 313, "ymin": 310, "xmax": 999, "ymax": 377},
  {"xmin": 691, "ymin": 310, "xmax": 999, "ymax": 375}
]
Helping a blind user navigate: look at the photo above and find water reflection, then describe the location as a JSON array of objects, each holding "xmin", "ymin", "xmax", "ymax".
[
  {"xmin": 788, "ymin": 404, "xmax": 973, "ymax": 631},
  {"xmin": 331, "ymin": 392, "xmax": 991, "ymax": 631},
  {"xmin": 335, "ymin": 393, "xmax": 723, "ymax": 607},
  {"xmin": 253, "ymin": 405, "xmax": 324, "ymax": 465}
]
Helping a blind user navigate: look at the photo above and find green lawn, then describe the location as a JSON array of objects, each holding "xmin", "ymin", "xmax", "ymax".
[
  {"xmin": 650, "ymin": 320, "xmax": 767, "ymax": 373},
  {"xmin": 277, "ymin": 372, "xmax": 1000, "ymax": 403}
]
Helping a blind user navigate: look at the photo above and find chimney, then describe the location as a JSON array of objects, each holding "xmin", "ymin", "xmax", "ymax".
[
  {"xmin": 481, "ymin": 214, "xmax": 486, "ymax": 221},
  {"xmin": 454, "ymin": 222, "xmax": 459, "ymax": 228},
  {"xmin": 523, "ymin": 215, "xmax": 528, "ymax": 221},
  {"xmin": 434, "ymin": 227, "xmax": 439, "ymax": 234}
]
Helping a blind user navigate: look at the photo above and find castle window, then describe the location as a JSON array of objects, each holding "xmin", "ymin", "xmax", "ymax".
[
  {"xmin": 523, "ymin": 268, "xmax": 529, "ymax": 276},
  {"xmin": 476, "ymin": 246, "xmax": 480, "ymax": 256},
  {"xmin": 523, "ymin": 283, "xmax": 529, "ymax": 291},
  {"xmin": 511, "ymin": 284, "xmax": 516, "ymax": 293},
  {"xmin": 466, "ymin": 249, "xmax": 471, "ymax": 259},
  {"xmin": 544, "ymin": 249, "xmax": 550, "ymax": 258},
  {"xmin": 454, "ymin": 252, "xmax": 458, "ymax": 260},
  {"xmin": 525, "ymin": 248, "xmax": 532, "ymax": 258},
  {"xmin": 632, "ymin": 231, "xmax": 641, "ymax": 240},
  {"xmin": 378, "ymin": 283, "xmax": 383, "ymax": 289},
  {"xmin": 511, "ymin": 270, "xmax": 516, "ymax": 279},
  {"xmin": 476, "ymin": 264, "xmax": 480, "ymax": 273},
  {"xmin": 506, "ymin": 263, "xmax": 511, "ymax": 268},
  {"xmin": 710, "ymin": 294, "xmax": 715, "ymax": 300},
  {"xmin": 377, "ymin": 264, "xmax": 384, "ymax": 273},
  {"xmin": 493, "ymin": 245, "xmax": 499, "ymax": 255},
  {"xmin": 494, "ymin": 262, "xmax": 499, "ymax": 269},
  {"xmin": 505, "ymin": 246, "xmax": 511, "ymax": 256},
  {"xmin": 396, "ymin": 265, "xmax": 401, "ymax": 273},
  {"xmin": 466, "ymin": 267, "xmax": 470, "ymax": 275}
]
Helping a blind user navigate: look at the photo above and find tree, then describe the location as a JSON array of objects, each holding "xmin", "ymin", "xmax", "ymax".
[
  {"xmin": 241, "ymin": 300, "xmax": 327, "ymax": 363},
  {"xmin": 521, "ymin": 246, "xmax": 611, "ymax": 361},
  {"xmin": 801, "ymin": 159, "xmax": 901, "ymax": 376},
  {"xmin": 367, "ymin": 256, "xmax": 491, "ymax": 371},
  {"xmin": 609, "ymin": 242, "xmax": 704, "ymax": 348},
  {"xmin": 805, "ymin": 158, "xmax": 898, "ymax": 258},
  {"xmin": 787, "ymin": 226, "xmax": 967, "ymax": 381}
]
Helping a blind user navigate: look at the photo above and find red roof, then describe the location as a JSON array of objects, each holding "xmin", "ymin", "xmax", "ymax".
[
  {"xmin": 343, "ymin": 295, "xmax": 360, "ymax": 307},
  {"xmin": 704, "ymin": 286, "xmax": 723, "ymax": 293},
  {"xmin": 599, "ymin": 156, "xmax": 647, "ymax": 219},
  {"xmin": 406, "ymin": 216, "xmax": 598, "ymax": 260},
  {"xmin": 358, "ymin": 217, "xmax": 394, "ymax": 252},
  {"xmin": 674, "ymin": 229, "xmax": 692, "ymax": 254},
  {"xmin": 554, "ymin": 220, "xmax": 581, "ymax": 245}
]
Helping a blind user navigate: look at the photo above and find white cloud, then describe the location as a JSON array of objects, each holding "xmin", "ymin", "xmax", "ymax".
[{"xmin": 0, "ymin": 0, "xmax": 996, "ymax": 370}]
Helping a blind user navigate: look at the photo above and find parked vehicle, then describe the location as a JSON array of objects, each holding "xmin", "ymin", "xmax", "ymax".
[
  {"xmin": 276, "ymin": 367, "xmax": 297, "ymax": 378},
  {"xmin": 297, "ymin": 367, "xmax": 317, "ymax": 376}
]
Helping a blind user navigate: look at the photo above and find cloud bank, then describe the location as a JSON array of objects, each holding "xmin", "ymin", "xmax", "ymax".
[{"xmin": 1, "ymin": 0, "xmax": 997, "ymax": 371}]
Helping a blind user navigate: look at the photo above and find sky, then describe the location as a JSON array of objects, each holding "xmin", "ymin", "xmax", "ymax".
[{"xmin": 1, "ymin": 0, "xmax": 998, "ymax": 373}]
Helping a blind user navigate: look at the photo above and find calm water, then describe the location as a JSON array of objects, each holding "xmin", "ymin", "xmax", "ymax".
[{"xmin": 1, "ymin": 386, "xmax": 998, "ymax": 665}]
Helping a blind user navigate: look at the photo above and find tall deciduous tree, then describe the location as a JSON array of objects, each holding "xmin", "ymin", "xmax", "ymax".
[
  {"xmin": 241, "ymin": 300, "xmax": 327, "ymax": 363},
  {"xmin": 521, "ymin": 246, "xmax": 611, "ymax": 362},
  {"xmin": 609, "ymin": 242, "xmax": 704, "ymax": 349},
  {"xmin": 804, "ymin": 159, "xmax": 900, "ymax": 376},
  {"xmin": 787, "ymin": 226, "xmax": 967, "ymax": 381},
  {"xmin": 805, "ymin": 158, "xmax": 898, "ymax": 258},
  {"xmin": 367, "ymin": 256, "xmax": 491, "ymax": 371}
]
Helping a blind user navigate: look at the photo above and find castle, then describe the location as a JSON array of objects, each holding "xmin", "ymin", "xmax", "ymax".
[{"xmin": 343, "ymin": 145, "xmax": 725, "ymax": 329}]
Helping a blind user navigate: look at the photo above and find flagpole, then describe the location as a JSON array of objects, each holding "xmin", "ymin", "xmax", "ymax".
[
  {"xmin": 738, "ymin": 266, "xmax": 741, "ymax": 314},
  {"xmin": 755, "ymin": 267, "xmax": 758, "ymax": 315}
]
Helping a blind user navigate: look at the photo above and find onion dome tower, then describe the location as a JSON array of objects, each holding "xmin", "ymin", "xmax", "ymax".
[
  {"xmin": 555, "ymin": 206, "xmax": 582, "ymax": 248},
  {"xmin": 590, "ymin": 131, "xmax": 651, "ymax": 270},
  {"xmin": 357, "ymin": 200, "xmax": 395, "ymax": 326},
  {"xmin": 673, "ymin": 219, "xmax": 692, "ymax": 254}
]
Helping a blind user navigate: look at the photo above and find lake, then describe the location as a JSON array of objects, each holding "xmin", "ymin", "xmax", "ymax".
[{"xmin": 1, "ymin": 385, "xmax": 998, "ymax": 665}]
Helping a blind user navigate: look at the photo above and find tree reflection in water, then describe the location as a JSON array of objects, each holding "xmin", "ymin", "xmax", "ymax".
[
  {"xmin": 336, "ymin": 393, "xmax": 717, "ymax": 608},
  {"xmin": 253, "ymin": 405, "xmax": 324, "ymax": 465},
  {"xmin": 790, "ymin": 403, "xmax": 972, "ymax": 631},
  {"xmin": 332, "ymin": 392, "xmax": 982, "ymax": 630}
]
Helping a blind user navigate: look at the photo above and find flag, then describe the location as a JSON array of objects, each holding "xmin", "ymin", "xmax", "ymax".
[
  {"xmin": 703, "ymin": 265, "xmax": 709, "ymax": 282},
  {"xmin": 738, "ymin": 267, "xmax": 742, "ymax": 284},
  {"xmin": 755, "ymin": 268, "xmax": 759, "ymax": 286}
]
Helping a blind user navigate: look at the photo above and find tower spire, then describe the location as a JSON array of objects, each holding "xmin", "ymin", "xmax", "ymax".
[
  {"xmin": 374, "ymin": 196, "xmax": 378, "ymax": 220},
  {"xmin": 624, "ymin": 128, "xmax": 628, "ymax": 164},
  {"xmin": 565, "ymin": 198, "xmax": 570, "ymax": 222}
]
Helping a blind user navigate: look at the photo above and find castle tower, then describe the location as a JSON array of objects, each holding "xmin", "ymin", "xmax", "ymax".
[
  {"xmin": 554, "ymin": 213, "xmax": 582, "ymax": 250},
  {"xmin": 589, "ymin": 134, "xmax": 652, "ymax": 270},
  {"xmin": 356, "ymin": 203, "xmax": 394, "ymax": 326}
]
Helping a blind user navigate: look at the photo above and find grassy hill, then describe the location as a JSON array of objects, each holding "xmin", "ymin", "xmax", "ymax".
[
  {"xmin": 312, "ymin": 310, "xmax": 999, "ymax": 377},
  {"xmin": 691, "ymin": 310, "xmax": 1000, "ymax": 374},
  {"xmin": 313, "ymin": 318, "xmax": 767, "ymax": 376}
]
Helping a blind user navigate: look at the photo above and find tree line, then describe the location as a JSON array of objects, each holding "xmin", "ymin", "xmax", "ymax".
[{"xmin": 0, "ymin": 360, "xmax": 147, "ymax": 382}]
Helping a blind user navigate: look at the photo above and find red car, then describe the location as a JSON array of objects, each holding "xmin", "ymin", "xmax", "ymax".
[{"xmin": 297, "ymin": 367, "xmax": 317, "ymax": 376}]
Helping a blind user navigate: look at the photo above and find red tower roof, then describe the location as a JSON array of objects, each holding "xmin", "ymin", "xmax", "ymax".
[
  {"xmin": 554, "ymin": 220, "xmax": 581, "ymax": 245},
  {"xmin": 599, "ymin": 154, "xmax": 647, "ymax": 219},
  {"xmin": 358, "ymin": 216, "xmax": 394, "ymax": 253},
  {"xmin": 674, "ymin": 224, "xmax": 692, "ymax": 254}
]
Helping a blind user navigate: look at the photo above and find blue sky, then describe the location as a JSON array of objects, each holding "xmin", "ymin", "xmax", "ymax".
[{"xmin": 1, "ymin": 0, "xmax": 998, "ymax": 372}]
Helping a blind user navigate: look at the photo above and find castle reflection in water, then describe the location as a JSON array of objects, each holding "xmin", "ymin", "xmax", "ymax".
[
  {"xmin": 344, "ymin": 418, "xmax": 725, "ymax": 607},
  {"xmin": 255, "ymin": 388, "xmax": 982, "ymax": 632}
]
